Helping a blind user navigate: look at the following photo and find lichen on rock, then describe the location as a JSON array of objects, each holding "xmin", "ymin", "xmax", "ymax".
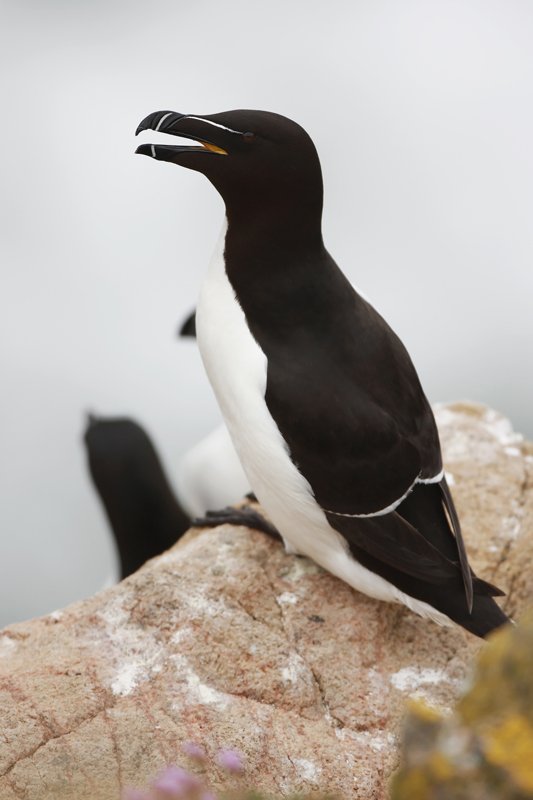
[{"xmin": 391, "ymin": 614, "xmax": 533, "ymax": 799}]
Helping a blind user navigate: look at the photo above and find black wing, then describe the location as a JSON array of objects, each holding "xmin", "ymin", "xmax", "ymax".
[
  {"xmin": 265, "ymin": 348, "xmax": 475, "ymax": 607},
  {"xmin": 235, "ymin": 250, "xmax": 474, "ymax": 606},
  {"xmin": 264, "ymin": 297, "xmax": 440, "ymax": 517},
  {"xmin": 261, "ymin": 282, "xmax": 473, "ymax": 603}
]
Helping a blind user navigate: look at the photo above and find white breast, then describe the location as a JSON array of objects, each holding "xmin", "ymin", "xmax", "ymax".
[
  {"xmin": 195, "ymin": 220, "xmax": 452, "ymax": 627},
  {"xmin": 195, "ymin": 221, "xmax": 336, "ymax": 556}
]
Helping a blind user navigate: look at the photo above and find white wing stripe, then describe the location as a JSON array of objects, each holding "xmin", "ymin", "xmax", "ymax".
[
  {"xmin": 416, "ymin": 468, "xmax": 444, "ymax": 485},
  {"xmin": 325, "ymin": 469, "xmax": 444, "ymax": 518}
]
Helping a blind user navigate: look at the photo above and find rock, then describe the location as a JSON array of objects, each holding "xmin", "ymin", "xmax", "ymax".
[
  {"xmin": 0, "ymin": 402, "xmax": 532, "ymax": 800},
  {"xmin": 390, "ymin": 613, "xmax": 533, "ymax": 799}
]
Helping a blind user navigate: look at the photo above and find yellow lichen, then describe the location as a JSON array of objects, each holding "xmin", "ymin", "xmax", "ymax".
[
  {"xmin": 483, "ymin": 714, "xmax": 533, "ymax": 792},
  {"xmin": 392, "ymin": 615, "xmax": 533, "ymax": 800},
  {"xmin": 427, "ymin": 752, "xmax": 454, "ymax": 781},
  {"xmin": 459, "ymin": 614, "xmax": 533, "ymax": 727},
  {"xmin": 407, "ymin": 698, "xmax": 442, "ymax": 724},
  {"xmin": 391, "ymin": 767, "xmax": 432, "ymax": 799}
]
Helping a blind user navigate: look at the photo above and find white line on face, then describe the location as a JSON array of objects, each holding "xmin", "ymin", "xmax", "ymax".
[
  {"xmin": 186, "ymin": 116, "xmax": 243, "ymax": 135},
  {"xmin": 151, "ymin": 145, "xmax": 156, "ymax": 158}
]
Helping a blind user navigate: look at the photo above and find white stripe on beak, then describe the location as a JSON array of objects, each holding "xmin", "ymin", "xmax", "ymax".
[{"xmin": 155, "ymin": 112, "xmax": 173, "ymax": 132}]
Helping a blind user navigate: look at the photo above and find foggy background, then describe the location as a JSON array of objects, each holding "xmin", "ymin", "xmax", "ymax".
[{"xmin": 1, "ymin": 0, "xmax": 532, "ymax": 626}]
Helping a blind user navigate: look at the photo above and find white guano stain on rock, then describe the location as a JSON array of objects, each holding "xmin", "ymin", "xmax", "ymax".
[
  {"xmin": 390, "ymin": 666, "xmax": 448, "ymax": 692},
  {"xmin": 435, "ymin": 404, "xmax": 523, "ymax": 465},
  {"xmin": 432, "ymin": 405, "xmax": 455, "ymax": 427},
  {"xmin": 292, "ymin": 757, "xmax": 321, "ymax": 783},
  {"xmin": 505, "ymin": 447, "xmax": 521, "ymax": 457},
  {"xmin": 171, "ymin": 654, "xmax": 230, "ymax": 709},
  {"xmin": 482, "ymin": 408, "xmax": 523, "ymax": 446},
  {"xmin": 277, "ymin": 592, "xmax": 298, "ymax": 605},
  {"xmin": 503, "ymin": 518, "xmax": 521, "ymax": 540},
  {"xmin": 171, "ymin": 628, "xmax": 192, "ymax": 645},
  {"xmin": 283, "ymin": 556, "xmax": 322, "ymax": 582},
  {"xmin": 336, "ymin": 728, "xmax": 396, "ymax": 753},
  {"xmin": 97, "ymin": 593, "xmax": 166, "ymax": 697},
  {"xmin": 111, "ymin": 663, "xmax": 142, "ymax": 697},
  {"xmin": 281, "ymin": 651, "xmax": 309, "ymax": 684},
  {"xmin": 0, "ymin": 636, "xmax": 16, "ymax": 656},
  {"xmin": 180, "ymin": 590, "xmax": 229, "ymax": 619}
]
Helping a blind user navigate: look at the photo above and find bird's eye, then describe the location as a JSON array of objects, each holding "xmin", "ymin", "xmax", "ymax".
[{"xmin": 243, "ymin": 131, "xmax": 255, "ymax": 143}]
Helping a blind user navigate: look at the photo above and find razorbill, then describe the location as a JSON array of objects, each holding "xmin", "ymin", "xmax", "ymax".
[
  {"xmin": 84, "ymin": 414, "xmax": 190, "ymax": 577},
  {"xmin": 136, "ymin": 109, "xmax": 508, "ymax": 637}
]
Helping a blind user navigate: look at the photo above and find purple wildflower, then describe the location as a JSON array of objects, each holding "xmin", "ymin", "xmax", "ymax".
[
  {"xmin": 217, "ymin": 749, "xmax": 244, "ymax": 774},
  {"xmin": 122, "ymin": 789, "xmax": 150, "ymax": 800},
  {"xmin": 152, "ymin": 765, "xmax": 202, "ymax": 795},
  {"xmin": 181, "ymin": 741, "xmax": 207, "ymax": 762}
]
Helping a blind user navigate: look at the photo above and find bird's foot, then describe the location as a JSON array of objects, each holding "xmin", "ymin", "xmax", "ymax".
[{"xmin": 191, "ymin": 506, "xmax": 281, "ymax": 541}]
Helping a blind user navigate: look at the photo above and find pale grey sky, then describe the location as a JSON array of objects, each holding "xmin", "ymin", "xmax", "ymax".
[{"xmin": 1, "ymin": 0, "xmax": 532, "ymax": 625}]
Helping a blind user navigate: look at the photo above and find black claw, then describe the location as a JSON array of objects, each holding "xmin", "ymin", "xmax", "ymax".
[{"xmin": 191, "ymin": 506, "xmax": 281, "ymax": 541}]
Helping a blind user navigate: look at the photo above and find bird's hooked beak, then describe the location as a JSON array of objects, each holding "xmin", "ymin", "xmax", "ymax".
[{"xmin": 135, "ymin": 110, "xmax": 241, "ymax": 162}]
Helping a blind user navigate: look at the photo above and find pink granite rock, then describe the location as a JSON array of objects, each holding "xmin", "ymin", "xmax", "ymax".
[{"xmin": 0, "ymin": 403, "xmax": 531, "ymax": 800}]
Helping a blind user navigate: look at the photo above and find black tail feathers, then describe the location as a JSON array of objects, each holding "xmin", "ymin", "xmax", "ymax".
[
  {"xmin": 457, "ymin": 594, "xmax": 510, "ymax": 638},
  {"xmin": 472, "ymin": 574, "xmax": 506, "ymax": 598}
]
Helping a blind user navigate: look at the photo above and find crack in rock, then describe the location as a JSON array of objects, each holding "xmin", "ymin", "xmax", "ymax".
[
  {"xmin": 1, "ymin": 700, "xmax": 117, "ymax": 779},
  {"xmin": 265, "ymin": 560, "xmax": 346, "ymax": 731}
]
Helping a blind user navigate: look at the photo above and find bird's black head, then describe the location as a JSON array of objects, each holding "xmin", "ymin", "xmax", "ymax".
[{"xmin": 136, "ymin": 110, "xmax": 324, "ymax": 230}]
